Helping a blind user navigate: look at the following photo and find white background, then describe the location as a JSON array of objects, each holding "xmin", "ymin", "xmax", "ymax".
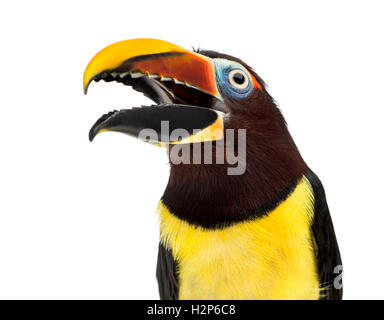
[{"xmin": 0, "ymin": 0, "xmax": 383, "ymax": 299}]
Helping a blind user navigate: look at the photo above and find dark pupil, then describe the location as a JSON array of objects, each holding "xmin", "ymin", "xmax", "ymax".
[{"xmin": 233, "ymin": 72, "xmax": 245, "ymax": 85}]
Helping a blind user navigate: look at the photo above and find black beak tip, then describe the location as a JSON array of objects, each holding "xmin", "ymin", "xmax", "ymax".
[
  {"xmin": 88, "ymin": 110, "xmax": 122, "ymax": 142},
  {"xmin": 88, "ymin": 130, "xmax": 95, "ymax": 142},
  {"xmin": 89, "ymin": 123, "xmax": 102, "ymax": 142}
]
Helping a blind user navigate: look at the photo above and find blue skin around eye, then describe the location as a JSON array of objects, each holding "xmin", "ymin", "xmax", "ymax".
[{"xmin": 213, "ymin": 58, "xmax": 253, "ymax": 99}]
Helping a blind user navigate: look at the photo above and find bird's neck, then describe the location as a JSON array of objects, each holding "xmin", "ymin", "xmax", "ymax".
[{"xmin": 162, "ymin": 108, "xmax": 309, "ymax": 228}]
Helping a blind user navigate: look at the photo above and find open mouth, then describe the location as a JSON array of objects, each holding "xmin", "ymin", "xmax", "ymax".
[
  {"xmin": 91, "ymin": 70, "xmax": 219, "ymax": 108},
  {"xmin": 84, "ymin": 39, "xmax": 225, "ymax": 144}
]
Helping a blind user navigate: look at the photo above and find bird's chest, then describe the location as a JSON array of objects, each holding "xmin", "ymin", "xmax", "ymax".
[
  {"xmin": 158, "ymin": 178, "xmax": 320, "ymax": 300},
  {"xmin": 176, "ymin": 229, "xmax": 319, "ymax": 300}
]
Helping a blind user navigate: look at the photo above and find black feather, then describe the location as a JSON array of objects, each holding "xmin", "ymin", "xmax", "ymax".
[
  {"xmin": 156, "ymin": 243, "xmax": 179, "ymax": 300},
  {"xmin": 307, "ymin": 171, "xmax": 343, "ymax": 300}
]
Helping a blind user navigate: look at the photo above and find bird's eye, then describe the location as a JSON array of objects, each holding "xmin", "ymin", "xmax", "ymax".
[{"xmin": 228, "ymin": 69, "xmax": 249, "ymax": 90}]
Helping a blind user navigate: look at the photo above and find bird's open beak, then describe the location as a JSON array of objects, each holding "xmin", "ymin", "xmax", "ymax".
[{"xmin": 84, "ymin": 38, "xmax": 224, "ymax": 144}]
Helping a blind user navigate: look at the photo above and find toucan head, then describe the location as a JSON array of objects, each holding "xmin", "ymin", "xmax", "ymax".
[
  {"xmin": 84, "ymin": 38, "xmax": 308, "ymax": 226},
  {"xmin": 84, "ymin": 38, "xmax": 273, "ymax": 147}
]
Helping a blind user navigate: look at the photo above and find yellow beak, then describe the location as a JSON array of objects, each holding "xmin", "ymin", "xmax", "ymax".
[{"xmin": 83, "ymin": 38, "xmax": 220, "ymax": 98}]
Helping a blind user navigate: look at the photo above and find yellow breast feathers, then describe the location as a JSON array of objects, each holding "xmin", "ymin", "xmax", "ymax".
[{"xmin": 158, "ymin": 176, "xmax": 319, "ymax": 300}]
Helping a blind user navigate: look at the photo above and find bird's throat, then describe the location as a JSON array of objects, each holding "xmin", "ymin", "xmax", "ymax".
[{"xmin": 162, "ymin": 132, "xmax": 308, "ymax": 228}]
